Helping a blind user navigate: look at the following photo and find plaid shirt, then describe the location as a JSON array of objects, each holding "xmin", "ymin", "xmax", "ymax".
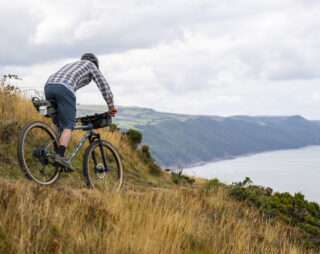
[{"xmin": 46, "ymin": 60, "xmax": 114, "ymax": 107}]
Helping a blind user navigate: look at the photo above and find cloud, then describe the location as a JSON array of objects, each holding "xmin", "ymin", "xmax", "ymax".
[
  {"xmin": 214, "ymin": 95, "xmax": 244, "ymax": 105},
  {"xmin": 2, "ymin": 0, "xmax": 320, "ymax": 80},
  {"xmin": 1, "ymin": 0, "xmax": 320, "ymax": 119},
  {"xmin": 312, "ymin": 93, "xmax": 320, "ymax": 102},
  {"xmin": 0, "ymin": 0, "xmax": 213, "ymax": 65}
]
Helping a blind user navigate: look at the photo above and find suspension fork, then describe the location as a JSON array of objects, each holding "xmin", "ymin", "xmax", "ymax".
[
  {"xmin": 89, "ymin": 133, "xmax": 109, "ymax": 172},
  {"xmin": 89, "ymin": 134, "xmax": 98, "ymax": 170}
]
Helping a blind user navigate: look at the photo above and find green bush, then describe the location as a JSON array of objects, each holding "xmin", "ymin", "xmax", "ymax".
[
  {"xmin": 141, "ymin": 145, "xmax": 151, "ymax": 161},
  {"xmin": 171, "ymin": 173, "xmax": 179, "ymax": 184},
  {"xmin": 136, "ymin": 144, "xmax": 162, "ymax": 177},
  {"xmin": 171, "ymin": 172, "xmax": 195, "ymax": 185},
  {"xmin": 224, "ymin": 177, "xmax": 320, "ymax": 249},
  {"xmin": 305, "ymin": 224, "xmax": 319, "ymax": 235},
  {"xmin": 202, "ymin": 178, "xmax": 226, "ymax": 195},
  {"xmin": 181, "ymin": 175, "xmax": 195, "ymax": 184},
  {"xmin": 124, "ymin": 129, "xmax": 142, "ymax": 149}
]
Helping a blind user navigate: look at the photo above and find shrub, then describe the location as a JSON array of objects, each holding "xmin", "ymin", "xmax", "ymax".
[
  {"xmin": 225, "ymin": 177, "xmax": 320, "ymax": 249},
  {"xmin": 202, "ymin": 178, "xmax": 226, "ymax": 195},
  {"xmin": 136, "ymin": 144, "xmax": 162, "ymax": 177},
  {"xmin": 171, "ymin": 173, "xmax": 180, "ymax": 184},
  {"xmin": 182, "ymin": 175, "xmax": 195, "ymax": 184},
  {"xmin": 171, "ymin": 173, "xmax": 195, "ymax": 185},
  {"xmin": 124, "ymin": 129, "xmax": 142, "ymax": 149},
  {"xmin": 170, "ymin": 165, "xmax": 195, "ymax": 185},
  {"xmin": 140, "ymin": 145, "xmax": 151, "ymax": 162}
]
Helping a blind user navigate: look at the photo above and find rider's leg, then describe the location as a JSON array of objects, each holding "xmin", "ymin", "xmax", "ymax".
[
  {"xmin": 49, "ymin": 123, "xmax": 71, "ymax": 155},
  {"xmin": 45, "ymin": 83, "xmax": 76, "ymax": 171},
  {"xmin": 57, "ymin": 128, "xmax": 72, "ymax": 159},
  {"xmin": 59, "ymin": 129, "xmax": 72, "ymax": 147},
  {"xmin": 55, "ymin": 128, "xmax": 74, "ymax": 171}
]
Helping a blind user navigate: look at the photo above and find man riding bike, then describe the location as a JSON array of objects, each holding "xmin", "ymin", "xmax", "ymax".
[{"xmin": 44, "ymin": 53, "xmax": 117, "ymax": 172}]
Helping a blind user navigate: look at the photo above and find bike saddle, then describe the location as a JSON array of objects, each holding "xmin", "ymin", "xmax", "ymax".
[{"xmin": 32, "ymin": 97, "xmax": 58, "ymax": 117}]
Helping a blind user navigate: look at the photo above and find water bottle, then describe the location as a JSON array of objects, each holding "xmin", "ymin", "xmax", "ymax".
[{"xmin": 39, "ymin": 106, "xmax": 47, "ymax": 116}]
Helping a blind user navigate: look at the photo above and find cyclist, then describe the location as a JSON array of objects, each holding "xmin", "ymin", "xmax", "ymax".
[{"xmin": 44, "ymin": 53, "xmax": 117, "ymax": 172}]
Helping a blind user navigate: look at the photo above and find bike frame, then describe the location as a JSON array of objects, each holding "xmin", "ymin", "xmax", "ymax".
[
  {"xmin": 56, "ymin": 123, "xmax": 109, "ymax": 171},
  {"xmin": 67, "ymin": 126, "xmax": 92, "ymax": 163}
]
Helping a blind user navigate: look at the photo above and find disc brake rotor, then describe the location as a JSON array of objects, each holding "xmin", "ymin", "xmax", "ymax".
[{"xmin": 96, "ymin": 163, "xmax": 106, "ymax": 179}]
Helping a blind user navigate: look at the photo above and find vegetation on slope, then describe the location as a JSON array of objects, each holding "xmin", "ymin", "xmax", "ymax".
[
  {"xmin": 0, "ymin": 179, "xmax": 308, "ymax": 254},
  {"xmin": 0, "ymin": 76, "xmax": 318, "ymax": 253},
  {"xmin": 205, "ymin": 177, "xmax": 320, "ymax": 249}
]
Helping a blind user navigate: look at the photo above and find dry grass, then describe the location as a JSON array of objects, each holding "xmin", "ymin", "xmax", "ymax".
[
  {"xmin": 0, "ymin": 84, "xmax": 313, "ymax": 253},
  {"xmin": 0, "ymin": 179, "xmax": 308, "ymax": 254}
]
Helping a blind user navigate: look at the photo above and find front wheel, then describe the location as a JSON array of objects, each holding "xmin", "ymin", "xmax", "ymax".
[{"xmin": 83, "ymin": 140, "xmax": 123, "ymax": 191}]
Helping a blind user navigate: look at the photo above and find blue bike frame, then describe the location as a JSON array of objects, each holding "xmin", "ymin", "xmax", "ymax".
[
  {"xmin": 68, "ymin": 128, "xmax": 92, "ymax": 163},
  {"xmin": 54, "ymin": 117, "xmax": 109, "ymax": 173},
  {"xmin": 57, "ymin": 124, "xmax": 93, "ymax": 163}
]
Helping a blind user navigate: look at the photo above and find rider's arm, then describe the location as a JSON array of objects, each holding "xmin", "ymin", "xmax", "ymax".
[{"xmin": 89, "ymin": 64, "xmax": 114, "ymax": 108}]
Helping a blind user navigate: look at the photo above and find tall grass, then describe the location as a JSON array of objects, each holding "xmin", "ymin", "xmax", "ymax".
[
  {"xmin": 0, "ymin": 179, "xmax": 307, "ymax": 254},
  {"xmin": 0, "ymin": 82, "xmax": 313, "ymax": 253}
]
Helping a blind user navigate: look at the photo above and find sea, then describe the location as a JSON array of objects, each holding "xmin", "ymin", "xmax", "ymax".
[{"xmin": 184, "ymin": 146, "xmax": 320, "ymax": 203}]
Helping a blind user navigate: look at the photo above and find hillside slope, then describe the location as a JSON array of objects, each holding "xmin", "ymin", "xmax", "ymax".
[
  {"xmin": 0, "ymin": 84, "xmax": 318, "ymax": 253},
  {"xmin": 77, "ymin": 105, "xmax": 320, "ymax": 167}
]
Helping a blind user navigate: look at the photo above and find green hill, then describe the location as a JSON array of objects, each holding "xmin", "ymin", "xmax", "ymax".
[{"xmin": 77, "ymin": 105, "xmax": 320, "ymax": 167}]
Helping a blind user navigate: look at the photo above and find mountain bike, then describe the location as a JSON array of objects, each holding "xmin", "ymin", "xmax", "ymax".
[{"xmin": 17, "ymin": 97, "xmax": 123, "ymax": 191}]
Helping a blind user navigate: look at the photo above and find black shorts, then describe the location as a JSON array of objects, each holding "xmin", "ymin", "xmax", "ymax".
[{"xmin": 44, "ymin": 83, "xmax": 76, "ymax": 130}]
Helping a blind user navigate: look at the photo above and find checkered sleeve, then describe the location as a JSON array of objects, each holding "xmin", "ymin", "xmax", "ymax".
[{"xmin": 90, "ymin": 64, "xmax": 114, "ymax": 108}]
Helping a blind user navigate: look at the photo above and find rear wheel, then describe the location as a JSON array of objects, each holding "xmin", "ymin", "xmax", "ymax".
[
  {"xmin": 83, "ymin": 140, "xmax": 123, "ymax": 192},
  {"xmin": 17, "ymin": 121, "xmax": 61, "ymax": 185}
]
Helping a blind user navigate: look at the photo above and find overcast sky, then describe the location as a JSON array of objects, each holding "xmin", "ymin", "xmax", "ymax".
[{"xmin": 1, "ymin": 0, "xmax": 320, "ymax": 119}]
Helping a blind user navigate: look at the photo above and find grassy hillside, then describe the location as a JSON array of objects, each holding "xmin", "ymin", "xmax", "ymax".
[
  {"xmin": 0, "ymin": 179, "xmax": 310, "ymax": 254},
  {"xmin": 0, "ymin": 81, "xmax": 319, "ymax": 253},
  {"xmin": 77, "ymin": 105, "xmax": 320, "ymax": 167}
]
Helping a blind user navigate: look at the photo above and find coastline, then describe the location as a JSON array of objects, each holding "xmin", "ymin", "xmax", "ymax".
[
  {"xmin": 169, "ymin": 144, "xmax": 320, "ymax": 169},
  {"xmin": 180, "ymin": 145, "xmax": 320, "ymax": 204}
]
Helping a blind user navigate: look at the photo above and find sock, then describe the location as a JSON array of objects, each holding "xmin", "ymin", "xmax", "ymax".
[{"xmin": 58, "ymin": 145, "xmax": 66, "ymax": 157}]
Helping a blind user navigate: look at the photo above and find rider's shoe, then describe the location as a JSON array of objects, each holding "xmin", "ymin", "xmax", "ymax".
[{"xmin": 54, "ymin": 153, "xmax": 75, "ymax": 172}]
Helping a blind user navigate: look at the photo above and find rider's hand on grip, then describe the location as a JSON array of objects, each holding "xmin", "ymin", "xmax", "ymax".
[{"xmin": 108, "ymin": 106, "xmax": 117, "ymax": 116}]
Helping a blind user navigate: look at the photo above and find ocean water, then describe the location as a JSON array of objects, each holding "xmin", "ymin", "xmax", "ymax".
[{"xmin": 184, "ymin": 146, "xmax": 320, "ymax": 203}]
